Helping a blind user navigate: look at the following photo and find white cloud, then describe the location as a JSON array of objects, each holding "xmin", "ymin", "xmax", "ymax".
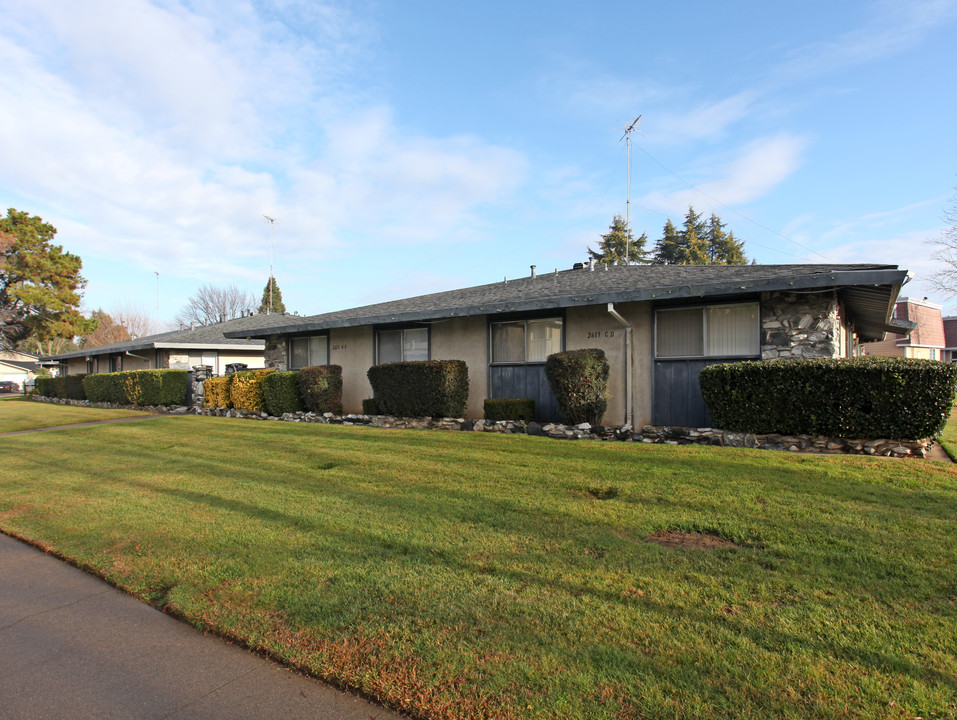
[
  {"xmin": 0, "ymin": 0, "xmax": 529, "ymax": 298},
  {"xmin": 637, "ymin": 134, "xmax": 808, "ymax": 217}
]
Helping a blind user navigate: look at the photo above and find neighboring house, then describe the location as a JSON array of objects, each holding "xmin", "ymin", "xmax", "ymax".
[
  {"xmin": 41, "ymin": 314, "xmax": 274, "ymax": 377},
  {"xmin": 943, "ymin": 316, "xmax": 957, "ymax": 362},
  {"xmin": 860, "ymin": 297, "xmax": 945, "ymax": 360},
  {"xmin": 224, "ymin": 263, "xmax": 910, "ymax": 428},
  {"xmin": 0, "ymin": 350, "xmax": 39, "ymax": 387}
]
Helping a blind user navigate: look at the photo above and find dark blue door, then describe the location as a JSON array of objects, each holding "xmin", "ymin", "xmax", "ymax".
[{"xmin": 489, "ymin": 364, "xmax": 561, "ymax": 422}]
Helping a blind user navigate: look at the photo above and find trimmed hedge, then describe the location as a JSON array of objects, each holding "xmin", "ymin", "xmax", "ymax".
[
  {"xmin": 362, "ymin": 398, "xmax": 379, "ymax": 415},
  {"xmin": 34, "ymin": 377, "xmax": 56, "ymax": 397},
  {"xmin": 83, "ymin": 373, "xmax": 126, "ymax": 403},
  {"xmin": 544, "ymin": 349, "xmax": 609, "ymax": 425},
  {"xmin": 263, "ymin": 371, "xmax": 305, "ymax": 416},
  {"xmin": 367, "ymin": 360, "xmax": 469, "ymax": 418},
  {"xmin": 204, "ymin": 376, "xmax": 232, "ymax": 408},
  {"xmin": 229, "ymin": 369, "xmax": 276, "ymax": 412},
  {"xmin": 699, "ymin": 356, "xmax": 957, "ymax": 439},
  {"xmin": 64, "ymin": 374, "xmax": 87, "ymax": 400},
  {"xmin": 298, "ymin": 366, "xmax": 343, "ymax": 415},
  {"xmin": 83, "ymin": 370, "xmax": 188, "ymax": 406},
  {"xmin": 484, "ymin": 398, "xmax": 536, "ymax": 422}
]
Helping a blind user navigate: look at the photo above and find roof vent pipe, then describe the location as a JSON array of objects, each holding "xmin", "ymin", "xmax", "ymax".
[
  {"xmin": 589, "ymin": 260, "xmax": 595, "ymax": 271},
  {"xmin": 530, "ymin": 265, "xmax": 536, "ymax": 278}
]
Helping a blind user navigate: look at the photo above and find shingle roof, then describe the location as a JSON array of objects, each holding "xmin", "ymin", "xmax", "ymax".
[
  {"xmin": 895, "ymin": 299, "xmax": 945, "ymax": 348},
  {"xmin": 224, "ymin": 263, "xmax": 909, "ymax": 342},
  {"xmin": 41, "ymin": 314, "xmax": 270, "ymax": 362}
]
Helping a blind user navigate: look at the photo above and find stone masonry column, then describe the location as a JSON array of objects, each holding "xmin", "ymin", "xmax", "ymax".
[{"xmin": 761, "ymin": 291, "xmax": 840, "ymax": 360}]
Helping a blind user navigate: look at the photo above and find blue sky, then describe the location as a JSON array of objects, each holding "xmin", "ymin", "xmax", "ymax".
[{"xmin": 2, "ymin": 0, "xmax": 956, "ymax": 326}]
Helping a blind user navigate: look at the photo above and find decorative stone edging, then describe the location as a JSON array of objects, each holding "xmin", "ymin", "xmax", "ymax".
[{"xmin": 29, "ymin": 395, "xmax": 935, "ymax": 459}]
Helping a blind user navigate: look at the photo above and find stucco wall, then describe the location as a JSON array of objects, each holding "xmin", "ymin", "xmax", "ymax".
[
  {"xmin": 565, "ymin": 302, "xmax": 652, "ymax": 427},
  {"xmin": 429, "ymin": 316, "xmax": 488, "ymax": 417},
  {"xmin": 329, "ymin": 326, "xmax": 375, "ymax": 414}
]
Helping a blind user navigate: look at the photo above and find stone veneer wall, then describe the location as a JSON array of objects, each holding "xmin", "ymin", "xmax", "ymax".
[
  {"xmin": 761, "ymin": 291, "xmax": 841, "ymax": 360},
  {"xmin": 264, "ymin": 335, "xmax": 287, "ymax": 370}
]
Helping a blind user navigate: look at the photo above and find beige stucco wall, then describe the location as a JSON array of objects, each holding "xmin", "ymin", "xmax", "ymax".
[
  {"xmin": 429, "ymin": 316, "xmax": 489, "ymax": 417},
  {"xmin": 565, "ymin": 301, "xmax": 652, "ymax": 427},
  {"xmin": 329, "ymin": 326, "xmax": 375, "ymax": 414}
]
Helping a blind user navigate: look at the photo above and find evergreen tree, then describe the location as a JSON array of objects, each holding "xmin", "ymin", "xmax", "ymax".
[
  {"xmin": 705, "ymin": 212, "xmax": 747, "ymax": 264},
  {"xmin": 0, "ymin": 209, "xmax": 96, "ymax": 349},
  {"xmin": 587, "ymin": 215, "xmax": 649, "ymax": 266},
  {"xmin": 258, "ymin": 276, "xmax": 287, "ymax": 315},
  {"xmin": 681, "ymin": 206, "xmax": 710, "ymax": 265},
  {"xmin": 652, "ymin": 219, "xmax": 683, "ymax": 264}
]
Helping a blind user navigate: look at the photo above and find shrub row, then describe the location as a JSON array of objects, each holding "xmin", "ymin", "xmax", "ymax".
[
  {"xmin": 699, "ymin": 356, "xmax": 957, "ymax": 439},
  {"xmin": 484, "ymin": 398, "xmax": 536, "ymax": 422},
  {"xmin": 544, "ymin": 349, "xmax": 610, "ymax": 425},
  {"xmin": 204, "ymin": 366, "xmax": 343, "ymax": 415},
  {"xmin": 33, "ymin": 371, "xmax": 187, "ymax": 405},
  {"xmin": 367, "ymin": 360, "xmax": 468, "ymax": 418},
  {"xmin": 84, "ymin": 370, "xmax": 188, "ymax": 406}
]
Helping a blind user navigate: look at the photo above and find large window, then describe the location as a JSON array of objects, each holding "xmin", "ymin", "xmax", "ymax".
[
  {"xmin": 491, "ymin": 317, "xmax": 563, "ymax": 363},
  {"xmin": 656, "ymin": 303, "xmax": 759, "ymax": 358},
  {"xmin": 376, "ymin": 327, "xmax": 429, "ymax": 364},
  {"xmin": 289, "ymin": 335, "xmax": 329, "ymax": 369}
]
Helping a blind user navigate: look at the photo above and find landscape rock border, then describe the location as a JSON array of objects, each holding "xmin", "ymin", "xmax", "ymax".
[{"xmin": 29, "ymin": 395, "xmax": 935, "ymax": 459}]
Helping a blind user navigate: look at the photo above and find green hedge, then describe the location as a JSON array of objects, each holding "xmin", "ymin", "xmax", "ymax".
[
  {"xmin": 361, "ymin": 398, "xmax": 379, "ymax": 415},
  {"xmin": 83, "ymin": 373, "xmax": 126, "ymax": 403},
  {"xmin": 484, "ymin": 398, "xmax": 536, "ymax": 422},
  {"xmin": 367, "ymin": 360, "xmax": 469, "ymax": 418},
  {"xmin": 298, "ymin": 366, "xmax": 343, "ymax": 414},
  {"xmin": 204, "ymin": 376, "xmax": 232, "ymax": 408},
  {"xmin": 229, "ymin": 369, "xmax": 275, "ymax": 412},
  {"xmin": 34, "ymin": 377, "xmax": 56, "ymax": 397},
  {"xmin": 263, "ymin": 371, "xmax": 305, "ymax": 416},
  {"xmin": 64, "ymin": 374, "xmax": 87, "ymax": 400},
  {"xmin": 699, "ymin": 357, "xmax": 957, "ymax": 439},
  {"xmin": 83, "ymin": 370, "xmax": 188, "ymax": 406},
  {"xmin": 544, "ymin": 349, "xmax": 609, "ymax": 425}
]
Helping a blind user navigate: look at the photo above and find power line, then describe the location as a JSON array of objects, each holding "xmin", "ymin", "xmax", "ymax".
[{"xmin": 631, "ymin": 139, "xmax": 835, "ymax": 262}]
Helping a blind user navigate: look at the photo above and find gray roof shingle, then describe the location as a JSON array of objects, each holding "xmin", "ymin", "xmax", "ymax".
[
  {"xmin": 223, "ymin": 263, "xmax": 908, "ymax": 341},
  {"xmin": 41, "ymin": 314, "xmax": 270, "ymax": 362}
]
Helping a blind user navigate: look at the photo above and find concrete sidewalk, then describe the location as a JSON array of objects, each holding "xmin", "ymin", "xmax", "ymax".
[{"xmin": 0, "ymin": 533, "xmax": 402, "ymax": 720}]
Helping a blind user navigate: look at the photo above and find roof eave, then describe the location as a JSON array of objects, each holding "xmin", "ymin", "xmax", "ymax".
[{"xmin": 225, "ymin": 268, "xmax": 911, "ymax": 338}]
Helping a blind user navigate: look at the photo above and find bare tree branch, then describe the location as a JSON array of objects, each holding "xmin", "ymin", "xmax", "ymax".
[
  {"xmin": 174, "ymin": 283, "xmax": 257, "ymax": 326},
  {"xmin": 926, "ymin": 188, "xmax": 957, "ymax": 297}
]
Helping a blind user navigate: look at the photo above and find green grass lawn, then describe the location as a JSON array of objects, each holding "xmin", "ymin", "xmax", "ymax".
[
  {"xmin": 938, "ymin": 408, "xmax": 957, "ymax": 461},
  {"xmin": 0, "ymin": 397, "xmax": 152, "ymax": 433},
  {"xmin": 1, "ymin": 409, "xmax": 956, "ymax": 720}
]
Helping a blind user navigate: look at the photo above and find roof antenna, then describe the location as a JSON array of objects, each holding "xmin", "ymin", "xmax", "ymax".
[
  {"xmin": 620, "ymin": 115, "xmax": 641, "ymax": 265},
  {"xmin": 263, "ymin": 215, "xmax": 277, "ymax": 314}
]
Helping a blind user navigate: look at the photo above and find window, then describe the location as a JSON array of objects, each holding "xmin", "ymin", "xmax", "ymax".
[
  {"xmin": 491, "ymin": 317, "xmax": 563, "ymax": 363},
  {"xmin": 376, "ymin": 327, "xmax": 429, "ymax": 364},
  {"xmin": 109, "ymin": 355, "xmax": 123, "ymax": 372},
  {"xmin": 656, "ymin": 303, "xmax": 759, "ymax": 358},
  {"xmin": 289, "ymin": 335, "xmax": 329, "ymax": 369}
]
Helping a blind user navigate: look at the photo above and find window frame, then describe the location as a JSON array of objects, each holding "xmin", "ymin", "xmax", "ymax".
[
  {"xmin": 654, "ymin": 302, "xmax": 760, "ymax": 360},
  {"xmin": 374, "ymin": 325, "xmax": 431, "ymax": 365},
  {"xmin": 489, "ymin": 315, "xmax": 564, "ymax": 365},
  {"xmin": 287, "ymin": 334, "xmax": 330, "ymax": 370}
]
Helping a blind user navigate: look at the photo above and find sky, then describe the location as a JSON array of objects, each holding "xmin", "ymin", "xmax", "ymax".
[{"xmin": 1, "ymin": 0, "xmax": 956, "ymax": 327}]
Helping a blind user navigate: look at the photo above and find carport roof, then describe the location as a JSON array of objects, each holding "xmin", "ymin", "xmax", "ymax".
[{"xmin": 223, "ymin": 263, "xmax": 911, "ymax": 343}]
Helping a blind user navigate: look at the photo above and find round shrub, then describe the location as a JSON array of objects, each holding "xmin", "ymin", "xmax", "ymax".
[{"xmin": 545, "ymin": 349, "xmax": 609, "ymax": 425}]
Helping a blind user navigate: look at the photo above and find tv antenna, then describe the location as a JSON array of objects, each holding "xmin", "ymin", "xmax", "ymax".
[
  {"xmin": 154, "ymin": 271, "xmax": 159, "ymax": 314},
  {"xmin": 620, "ymin": 115, "xmax": 641, "ymax": 264},
  {"xmin": 263, "ymin": 215, "xmax": 277, "ymax": 313}
]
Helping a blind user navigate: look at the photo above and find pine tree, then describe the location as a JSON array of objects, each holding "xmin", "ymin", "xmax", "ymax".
[
  {"xmin": 680, "ymin": 206, "xmax": 710, "ymax": 265},
  {"xmin": 587, "ymin": 215, "xmax": 650, "ymax": 266},
  {"xmin": 258, "ymin": 276, "xmax": 286, "ymax": 315},
  {"xmin": 652, "ymin": 219, "xmax": 683, "ymax": 264},
  {"xmin": 705, "ymin": 212, "xmax": 747, "ymax": 264}
]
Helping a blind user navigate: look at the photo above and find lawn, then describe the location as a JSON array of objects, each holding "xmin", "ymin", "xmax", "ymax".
[
  {"xmin": 1, "ymin": 409, "xmax": 956, "ymax": 720},
  {"xmin": 0, "ymin": 397, "xmax": 152, "ymax": 433}
]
